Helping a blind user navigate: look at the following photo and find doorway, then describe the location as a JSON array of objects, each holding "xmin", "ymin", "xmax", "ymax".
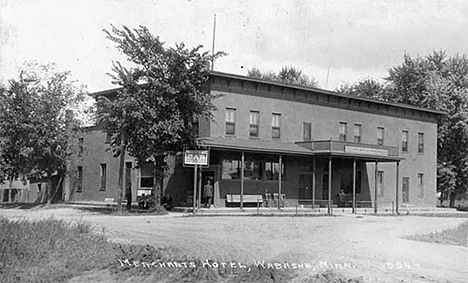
[
  {"xmin": 298, "ymin": 174, "xmax": 313, "ymax": 202},
  {"xmin": 322, "ymin": 173, "xmax": 329, "ymax": 200},
  {"xmin": 201, "ymin": 171, "xmax": 215, "ymax": 206},
  {"xmin": 402, "ymin": 177, "xmax": 410, "ymax": 204},
  {"xmin": 125, "ymin": 162, "xmax": 132, "ymax": 200}
]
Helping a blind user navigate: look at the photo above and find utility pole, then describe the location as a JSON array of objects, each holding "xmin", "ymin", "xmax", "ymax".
[{"xmin": 211, "ymin": 14, "xmax": 217, "ymax": 71}]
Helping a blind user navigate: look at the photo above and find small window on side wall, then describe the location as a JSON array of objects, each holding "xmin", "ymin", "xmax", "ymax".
[{"xmin": 303, "ymin": 122, "xmax": 312, "ymax": 141}]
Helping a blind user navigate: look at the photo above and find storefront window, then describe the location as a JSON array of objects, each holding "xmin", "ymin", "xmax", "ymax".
[
  {"xmin": 222, "ymin": 159, "xmax": 241, "ymax": 179},
  {"xmin": 244, "ymin": 160, "xmax": 263, "ymax": 180}
]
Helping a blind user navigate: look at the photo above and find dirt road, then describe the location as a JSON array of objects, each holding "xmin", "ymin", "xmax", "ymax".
[{"xmin": 1, "ymin": 207, "xmax": 466, "ymax": 282}]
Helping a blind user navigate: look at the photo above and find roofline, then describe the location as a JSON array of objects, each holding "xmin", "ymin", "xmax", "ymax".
[
  {"xmin": 210, "ymin": 71, "xmax": 446, "ymax": 116},
  {"xmin": 88, "ymin": 71, "xmax": 446, "ymax": 116}
]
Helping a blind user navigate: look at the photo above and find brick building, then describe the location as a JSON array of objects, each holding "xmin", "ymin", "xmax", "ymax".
[{"xmin": 64, "ymin": 71, "xmax": 444, "ymax": 211}]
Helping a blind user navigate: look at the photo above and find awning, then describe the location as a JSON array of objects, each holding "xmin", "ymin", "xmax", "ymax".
[{"xmin": 198, "ymin": 136, "xmax": 313, "ymax": 156}]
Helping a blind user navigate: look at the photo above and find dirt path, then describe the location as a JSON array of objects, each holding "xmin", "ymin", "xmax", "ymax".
[{"xmin": 1, "ymin": 207, "xmax": 466, "ymax": 282}]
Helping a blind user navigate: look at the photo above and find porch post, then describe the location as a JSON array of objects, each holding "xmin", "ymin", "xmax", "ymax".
[
  {"xmin": 192, "ymin": 164, "xmax": 197, "ymax": 214},
  {"xmin": 240, "ymin": 151, "xmax": 244, "ymax": 209},
  {"xmin": 396, "ymin": 160, "xmax": 400, "ymax": 215},
  {"xmin": 198, "ymin": 165, "xmax": 202, "ymax": 211},
  {"xmin": 312, "ymin": 157, "xmax": 316, "ymax": 209},
  {"xmin": 328, "ymin": 156, "xmax": 332, "ymax": 215},
  {"xmin": 278, "ymin": 154, "xmax": 282, "ymax": 209},
  {"xmin": 352, "ymin": 159, "xmax": 356, "ymax": 214},
  {"xmin": 374, "ymin": 160, "xmax": 379, "ymax": 214}
]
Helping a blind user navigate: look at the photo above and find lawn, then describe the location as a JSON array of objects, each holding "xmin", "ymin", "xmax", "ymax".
[
  {"xmin": 406, "ymin": 220, "xmax": 468, "ymax": 247},
  {"xmin": 0, "ymin": 216, "xmax": 364, "ymax": 283}
]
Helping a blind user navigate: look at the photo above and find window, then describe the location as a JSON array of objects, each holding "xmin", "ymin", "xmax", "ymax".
[
  {"xmin": 303, "ymin": 122, "xmax": 312, "ymax": 141},
  {"xmin": 354, "ymin": 124, "xmax": 362, "ymax": 143},
  {"xmin": 77, "ymin": 166, "xmax": 83, "ymax": 192},
  {"xmin": 191, "ymin": 116, "xmax": 199, "ymax": 138},
  {"xmin": 140, "ymin": 162, "xmax": 154, "ymax": 188},
  {"xmin": 221, "ymin": 158, "xmax": 241, "ymax": 179},
  {"xmin": 377, "ymin": 171, "xmax": 384, "ymax": 197},
  {"xmin": 339, "ymin": 122, "xmax": 347, "ymax": 141},
  {"xmin": 105, "ymin": 130, "xmax": 113, "ymax": 143},
  {"xmin": 225, "ymin": 108, "xmax": 236, "ymax": 135},
  {"xmin": 265, "ymin": 161, "xmax": 284, "ymax": 181},
  {"xmin": 272, "ymin": 113, "xmax": 281, "ymax": 139},
  {"xmin": 249, "ymin": 111, "xmax": 260, "ymax": 138},
  {"xmin": 78, "ymin": 138, "xmax": 84, "ymax": 157},
  {"xmin": 418, "ymin": 133, "xmax": 424, "ymax": 153},
  {"xmin": 402, "ymin": 130, "xmax": 409, "ymax": 152},
  {"xmin": 100, "ymin": 164, "xmax": 107, "ymax": 191},
  {"xmin": 377, "ymin": 127, "xmax": 385, "ymax": 146},
  {"xmin": 244, "ymin": 160, "xmax": 263, "ymax": 181},
  {"xmin": 418, "ymin": 173, "xmax": 424, "ymax": 198}
]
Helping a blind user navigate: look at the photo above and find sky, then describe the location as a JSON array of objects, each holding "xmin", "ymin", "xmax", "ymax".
[{"xmin": 1, "ymin": 0, "xmax": 468, "ymax": 93}]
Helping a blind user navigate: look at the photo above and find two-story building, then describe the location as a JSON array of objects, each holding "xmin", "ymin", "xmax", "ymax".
[{"xmin": 64, "ymin": 71, "xmax": 444, "ymax": 211}]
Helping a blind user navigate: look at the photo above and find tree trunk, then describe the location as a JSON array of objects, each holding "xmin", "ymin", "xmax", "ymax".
[
  {"xmin": 8, "ymin": 178, "xmax": 13, "ymax": 203},
  {"xmin": 449, "ymin": 190, "xmax": 456, "ymax": 208},
  {"xmin": 151, "ymin": 155, "xmax": 163, "ymax": 212},
  {"xmin": 46, "ymin": 172, "xmax": 52, "ymax": 205},
  {"xmin": 117, "ymin": 141, "xmax": 126, "ymax": 213}
]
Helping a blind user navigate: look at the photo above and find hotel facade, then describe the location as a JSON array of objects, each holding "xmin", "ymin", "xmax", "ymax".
[{"xmin": 63, "ymin": 72, "xmax": 443, "ymax": 210}]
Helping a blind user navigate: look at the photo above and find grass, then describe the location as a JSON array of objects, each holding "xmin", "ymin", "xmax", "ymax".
[
  {"xmin": 406, "ymin": 220, "xmax": 468, "ymax": 247},
  {"xmin": 0, "ymin": 217, "xmax": 115, "ymax": 283},
  {"xmin": 0, "ymin": 217, "xmax": 365, "ymax": 283}
]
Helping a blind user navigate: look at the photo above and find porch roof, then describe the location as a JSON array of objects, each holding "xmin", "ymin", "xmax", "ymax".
[
  {"xmin": 197, "ymin": 136, "xmax": 313, "ymax": 156},
  {"xmin": 198, "ymin": 137, "xmax": 404, "ymax": 162}
]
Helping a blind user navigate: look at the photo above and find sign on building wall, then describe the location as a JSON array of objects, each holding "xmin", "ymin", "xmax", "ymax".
[
  {"xmin": 183, "ymin": 150, "xmax": 209, "ymax": 166},
  {"xmin": 344, "ymin": 146, "xmax": 388, "ymax": 156}
]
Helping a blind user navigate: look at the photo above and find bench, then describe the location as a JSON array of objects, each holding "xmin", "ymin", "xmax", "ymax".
[{"xmin": 225, "ymin": 194, "xmax": 264, "ymax": 205}]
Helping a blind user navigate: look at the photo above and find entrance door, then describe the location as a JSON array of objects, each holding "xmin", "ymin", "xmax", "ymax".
[
  {"xmin": 298, "ymin": 174, "xmax": 313, "ymax": 201},
  {"xmin": 402, "ymin": 177, "xmax": 409, "ymax": 203},
  {"xmin": 201, "ymin": 171, "xmax": 215, "ymax": 205},
  {"xmin": 322, "ymin": 173, "xmax": 329, "ymax": 200}
]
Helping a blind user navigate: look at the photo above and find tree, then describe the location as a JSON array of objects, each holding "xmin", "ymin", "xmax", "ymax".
[
  {"xmin": 336, "ymin": 78, "xmax": 387, "ymax": 100},
  {"xmin": 97, "ymin": 25, "xmax": 224, "ymax": 212},
  {"xmin": 0, "ymin": 62, "xmax": 87, "ymax": 204},
  {"xmin": 337, "ymin": 51, "xmax": 468, "ymax": 207},
  {"xmin": 247, "ymin": 66, "xmax": 320, "ymax": 88}
]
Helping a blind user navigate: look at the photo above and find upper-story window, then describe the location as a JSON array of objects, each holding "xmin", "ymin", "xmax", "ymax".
[
  {"xmin": 303, "ymin": 122, "xmax": 312, "ymax": 141},
  {"xmin": 225, "ymin": 108, "xmax": 236, "ymax": 136},
  {"xmin": 418, "ymin": 132, "xmax": 424, "ymax": 153},
  {"xmin": 78, "ymin": 137, "xmax": 84, "ymax": 157},
  {"xmin": 339, "ymin": 122, "xmax": 347, "ymax": 141},
  {"xmin": 354, "ymin": 124, "xmax": 362, "ymax": 143},
  {"xmin": 377, "ymin": 127, "xmax": 385, "ymax": 146},
  {"xmin": 272, "ymin": 113, "xmax": 281, "ymax": 139},
  {"xmin": 402, "ymin": 130, "xmax": 409, "ymax": 153},
  {"xmin": 249, "ymin": 111, "xmax": 260, "ymax": 138}
]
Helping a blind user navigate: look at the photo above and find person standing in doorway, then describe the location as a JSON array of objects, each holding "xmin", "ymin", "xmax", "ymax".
[{"xmin": 203, "ymin": 180, "xmax": 213, "ymax": 208}]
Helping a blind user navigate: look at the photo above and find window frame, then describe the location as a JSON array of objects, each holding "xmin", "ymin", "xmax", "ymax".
[
  {"xmin": 249, "ymin": 110, "xmax": 260, "ymax": 138},
  {"xmin": 354, "ymin": 123, "xmax": 362, "ymax": 143},
  {"xmin": 225, "ymin": 108, "xmax": 236, "ymax": 136},
  {"xmin": 303, "ymin": 122, "xmax": 312, "ymax": 141},
  {"xmin": 418, "ymin": 173, "xmax": 424, "ymax": 198},
  {"xmin": 339, "ymin": 122, "xmax": 347, "ymax": 142},
  {"xmin": 377, "ymin": 170, "xmax": 384, "ymax": 197},
  {"xmin": 377, "ymin": 127, "xmax": 385, "ymax": 146},
  {"xmin": 100, "ymin": 164, "xmax": 107, "ymax": 191},
  {"xmin": 272, "ymin": 113, "xmax": 281, "ymax": 140},
  {"xmin": 418, "ymin": 132, "xmax": 424, "ymax": 153},
  {"xmin": 402, "ymin": 130, "xmax": 409, "ymax": 153},
  {"xmin": 77, "ymin": 166, "xmax": 83, "ymax": 192}
]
